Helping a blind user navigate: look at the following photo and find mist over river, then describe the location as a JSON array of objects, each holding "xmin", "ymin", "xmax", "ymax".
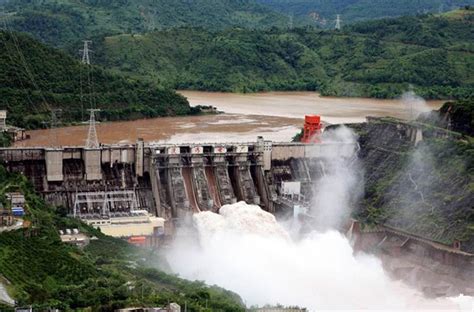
[{"xmin": 15, "ymin": 91, "xmax": 443, "ymax": 147}]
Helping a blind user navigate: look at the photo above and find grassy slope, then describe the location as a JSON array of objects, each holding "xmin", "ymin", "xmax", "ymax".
[
  {"xmin": 0, "ymin": 30, "xmax": 190, "ymax": 129},
  {"xmin": 95, "ymin": 10, "xmax": 474, "ymax": 99},
  {"xmin": 2, "ymin": 0, "xmax": 288, "ymax": 47},
  {"xmin": 0, "ymin": 166, "xmax": 245, "ymax": 310}
]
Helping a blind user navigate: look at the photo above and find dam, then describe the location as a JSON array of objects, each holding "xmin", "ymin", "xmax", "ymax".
[
  {"xmin": 0, "ymin": 137, "xmax": 357, "ymax": 223},
  {"xmin": 1, "ymin": 116, "xmax": 472, "ymax": 298}
]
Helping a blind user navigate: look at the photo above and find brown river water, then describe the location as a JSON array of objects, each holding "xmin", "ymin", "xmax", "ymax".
[{"xmin": 14, "ymin": 91, "xmax": 443, "ymax": 147}]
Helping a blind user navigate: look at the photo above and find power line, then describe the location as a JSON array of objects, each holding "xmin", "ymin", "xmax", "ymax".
[{"xmin": 1, "ymin": 11, "xmax": 52, "ymax": 113}]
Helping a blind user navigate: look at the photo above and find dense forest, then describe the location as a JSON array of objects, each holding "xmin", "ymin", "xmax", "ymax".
[
  {"xmin": 256, "ymin": 0, "xmax": 474, "ymax": 25},
  {"xmin": 0, "ymin": 166, "xmax": 245, "ymax": 310},
  {"xmin": 3, "ymin": 0, "xmax": 472, "ymax": 48},
  {"xmin": 1, "ymin": 0, "xmax": 288, "ymax": 47},
  {"xmin": 95, "ymin": 9, "xmax": 474, "ymax": 99},
  {"xmin": 0, "ymin": 31, "xmax": 191, "ymax": 129}
]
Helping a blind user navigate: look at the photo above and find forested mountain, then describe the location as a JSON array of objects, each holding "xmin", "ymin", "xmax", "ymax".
[
  {"xmin": 256, "ymin": 0, "xmax": 474, "ymax": 26},
  {"xmin": 0, "ymin": 0, "xmax": 288, "ymax": 47},
  {"xmin": 94, "ymin": 9, "xmax": 474, "ymax": 99},
  {"xmin": 0, "ymin": 31, "xmax": 190, "ymax": 129}
]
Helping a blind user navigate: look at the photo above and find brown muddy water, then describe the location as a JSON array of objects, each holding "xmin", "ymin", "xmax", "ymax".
[{"xmin": 14, "ymin": 91, "xmax": 443, "ymax": 147}]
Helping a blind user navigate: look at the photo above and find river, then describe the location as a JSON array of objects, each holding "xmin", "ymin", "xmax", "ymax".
[{"xmin": 14, "ymin": 91, "xmax": 443, "ymax": 147}]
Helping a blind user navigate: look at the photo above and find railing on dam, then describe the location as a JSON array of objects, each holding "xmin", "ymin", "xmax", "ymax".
[
  {"xmin": 0, "ymin": 141, "xmax": 359, "ymax": 161},
  {"xmin": 0, "ymin": 140, "xmax": 360, "ymax": 184}
]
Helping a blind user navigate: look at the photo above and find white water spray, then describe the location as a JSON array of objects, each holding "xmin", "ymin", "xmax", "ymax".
[
  {"xmin": 167, "ymin": 127, "xmax": 472, "ymax": 310},
  {"xmin": 309, "ymin": 126, "xmax": 362, "ymax": 230},
  {"xmin": 168, "ymin": 202, "xmax": 471, "ymax": 310},
  {"xmin": 401, "ymin": 90, "xmax": 433, "ymax": 120}
]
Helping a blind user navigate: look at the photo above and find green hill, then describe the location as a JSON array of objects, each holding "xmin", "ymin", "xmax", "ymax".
[
  {"xmin": 1, "ymin": 0, "xmax": 288, "ymax": 47},
  {"xmin": 94, "ymin": 9, "xmax": 474, "ymax": 99},
  {"xmin": 0, "ymin": 30, "xmax": 190, "ymax": 129},
  {"xmin": 0, "ymin": 166, "xmax": 245, "ymax": 310},
  {"xmin": 255, "ymin": 0, "xmax": 474, "ymax": 26}
]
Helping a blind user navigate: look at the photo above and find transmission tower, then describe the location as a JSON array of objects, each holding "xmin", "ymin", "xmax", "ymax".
[
  {"xmin": 288, "ymin": 13, "xmax": 294, "ymax": 29},
  {"xmin": 85, "ymin": 109, "xmax": 100, "ymax": 148},
  {"xmin": 335, "ymin": 14, "xmax": 342, "ymax": 30},
  {"xmin": 80, "ymin": 40, "xmax": 92, "ymax": 65},
  {"xmin": 51, "ymin": 109, "xmax": 62, "ymax": 147},
  {"xmin": 51, "ymin": 109, "xmax": 62, "ymax": 128},
  {"xmin": 42, "ymin": 109, "xmax": 62, "ymax": 147}
]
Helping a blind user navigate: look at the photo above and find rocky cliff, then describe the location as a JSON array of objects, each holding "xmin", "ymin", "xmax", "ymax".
[{"xmin": 352, "ymin": 115, "xmax": 473, "ymax": 253}]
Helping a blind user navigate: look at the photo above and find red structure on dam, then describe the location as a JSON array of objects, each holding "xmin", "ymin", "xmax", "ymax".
[{"xmin": 301, "ymin": 115, "xmax": 322, "ymax": 143}]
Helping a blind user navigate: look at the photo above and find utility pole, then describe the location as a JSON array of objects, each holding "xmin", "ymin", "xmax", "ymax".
[
  {"xmin": 85, "ymin": 109, "xmax": 100, "ymax": 149},
  {"xmin": 335, "ymin": 14, "xmax": 342, "ymax": 30},
  {"xmin": 80, "ymin": 40, "xmax": 92, "ymax": 65}
]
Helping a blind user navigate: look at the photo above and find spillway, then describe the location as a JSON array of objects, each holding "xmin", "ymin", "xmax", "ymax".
[
  {"xmin": 182, "ymin": 167, "xmax": 200, "ymax": 213},
  {"xmin": 205, "ymin": 166, "xmax": 222, "ymax": 211}
]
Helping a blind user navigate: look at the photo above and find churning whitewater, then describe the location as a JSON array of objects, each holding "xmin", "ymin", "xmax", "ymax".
[
  {"xmin": 167, "ymin": 127, "xmax": 472, "ymax": 310},
  {"xmin": 167, "ymin": 202, "xmax": 471, "ymax": 310}
]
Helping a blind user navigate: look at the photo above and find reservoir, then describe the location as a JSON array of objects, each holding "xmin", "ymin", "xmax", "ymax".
[{"xmin": 14, "ymin": 91, "xmax": 443, "ymax": 147}]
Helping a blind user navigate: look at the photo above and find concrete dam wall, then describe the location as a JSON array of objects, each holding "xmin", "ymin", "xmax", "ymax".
[{"xmin": 0, "ymin": 138, "xmax": 357, "ymax": 220}]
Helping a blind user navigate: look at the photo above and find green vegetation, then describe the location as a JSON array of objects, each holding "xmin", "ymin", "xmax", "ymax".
[
  {"xmin": 94, "ymin": 9, "xmax": 473, "ymax": 99},
  {"xmin": 0, "ymin": 30, "xmax": 190, "ymax": 129},
  {"xmin": 356, "ymin": 100, "xmax": 474, "ymax": 252},
  {"xmin": 0, "ymin": 132, "xmax": 12, "ymax": 147},
  {"xmin": 439, "ymin": 99, "xmax": 474, "ymax": 136},
  {"xmin": 256, "ymin": 0, "xmax": 474, "ymax": 25},
  {"xmin": 0, "ymin": 166, "xmax": 245, "ymax": 310},
  {"xmin": 2, "ymin": 0, "xmax": 288, "ymax": 48},
  {"xmin": 2, "ymin": 4, "xmax": 472, "ymax": 101}
]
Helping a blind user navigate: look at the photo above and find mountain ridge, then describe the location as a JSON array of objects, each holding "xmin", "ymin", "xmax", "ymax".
[
  {"xmin": 93, "ymin": 9, "xmax": 474, "ymax": 99},
  {"xmin": 256, "ymin": 0, "xmax": 474, "ymax": 26},
  {"xmin": 1, "ymin": 0, "xmax": 289, "ymax": 47}
]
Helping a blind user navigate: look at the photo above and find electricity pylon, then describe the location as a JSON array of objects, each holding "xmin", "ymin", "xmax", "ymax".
[
  {"xmin": 288, "ymin": 13, "xmax": 294, "ymax": 29},
  {"xmin": 80, "ymin": 40, "xmax": 92, "ymax": 65},
  {"xmin": 85, "ymin": 109, "xmax": 100, "ymax": 148},
  {"xmin": 335, "ymin": 14, "xmax": 341, "ymax": 30},
  {"xmin": 51, "ymin": 109, "xmax": 62, "ymax": 147}
]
